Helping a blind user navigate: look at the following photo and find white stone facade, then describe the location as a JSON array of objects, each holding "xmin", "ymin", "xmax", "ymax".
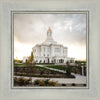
[{"xmin": 32, "ymin": 27, "xmax": 74, "ymax": 64}]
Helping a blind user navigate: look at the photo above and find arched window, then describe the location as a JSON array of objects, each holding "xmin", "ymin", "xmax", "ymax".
[
  {"xmin": 39, "ymin": 60, "xmax": 41, "ymax": 63},
  {"xmin": 59, "ymin": 59, "xmax": 64, "ymax": 63},
  {"xmin": 47, "ymin": 54, "xmax": 49, "ymax": 57},
  {"xmin": 44, "ymin": 48, "xmax": 45, "ymax": 51},
  {"xmin": 52, "ymin": 60, "xmax": 54, "ymax": 63},
  {"xmin": 55, "ymin": 48, "xmax": 60, "ymax": 52}
]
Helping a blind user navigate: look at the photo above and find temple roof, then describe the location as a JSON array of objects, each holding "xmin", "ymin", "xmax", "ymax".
[{"xmin": 33, "ymin": 27, "xmax": 68, "ymax": 48}]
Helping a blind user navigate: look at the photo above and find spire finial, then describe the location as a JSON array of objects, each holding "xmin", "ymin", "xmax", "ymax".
[{"xmin": 48, "ymin": 26, "xmax": 52, "ymax": 32}]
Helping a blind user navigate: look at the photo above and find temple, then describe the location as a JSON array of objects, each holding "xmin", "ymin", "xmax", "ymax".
[{"xmin": 32, "ymin": 27, "xmax": 74, "ymax": 64}]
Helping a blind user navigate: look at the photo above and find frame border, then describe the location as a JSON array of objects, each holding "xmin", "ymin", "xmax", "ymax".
[{"xmin": 11, "ymin": 11, "xmax": 89, "ymax": 89}]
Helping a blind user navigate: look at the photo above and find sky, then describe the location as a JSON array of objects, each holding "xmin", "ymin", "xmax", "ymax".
[{"xmin": 14, "ymin": 13, "xmax": 86, "ymax": 60}]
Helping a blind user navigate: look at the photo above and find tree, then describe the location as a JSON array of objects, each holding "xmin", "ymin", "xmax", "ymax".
[
  {"xmin": 66, "ymin": 62, "xmax": 71, "ymax": 76},
  {"xmin": 29, "ymin": 51, "xmax": 36, "ymax": 67},
  {"xmin": 66, "ymin": 61, "xmax": 70, "ymax": 65},
  {"xmin": 66, "ymin": 66, "xmax": 71, "ymax": 76},
  {"xmin": 29, "ymin": 51, "xmax": 34, "ymax": 65},
  {"xmin": 31, "ymin": 51, "xmax": 34, "ymax": 63}
]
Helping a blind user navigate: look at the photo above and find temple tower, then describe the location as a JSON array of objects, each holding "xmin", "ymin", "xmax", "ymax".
[{"xmin": 47, "ymin": 27, "xmax": 53, "ymax": 40}]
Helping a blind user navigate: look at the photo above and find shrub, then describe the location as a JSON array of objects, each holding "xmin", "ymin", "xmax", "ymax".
[
  {"xmin": 49, "ymin": 81, "xmax": 57, "ymax": 86},
  {"xmin": 72, "ymin": 83, "xmax": 76, "ymax": 86},
  {"xmin": 34, "ymin": 79, "xmax": 40, "ymax": 85},
  {"xmin": 34, "ymin": 79, "xmax": 58, "ymax": 86},
  {"xmin": 62, "ymin": 84, "xmax": 66, "ymax": 86},
  {"xmin": 39, "ymin": 80, "xmax": 45, "ymax": 86},
  {"xmin": 44, "ymin": 79, "xmax": 50, "ymax": 85},
  {"xmin": 66, "ymin": 66, "xmax": 71, "ymax": 76},
  {"xmin": 67, "ymin": 75, "xmax": 75, "ymax": 78},
  {"xmin": 14, "ymin": 77, "xmax": 31, "ymax": 86},
  {"xmin": 83, "ymin": 84, "xmax": 86, "ymax": 86}
]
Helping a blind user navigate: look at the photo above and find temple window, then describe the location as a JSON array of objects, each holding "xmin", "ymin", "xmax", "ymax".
[
  {"xmin": 47, "ymin": 54, "xmax": 49, "ymax": 57},
  {"xmin": 44, "ymin": 48, "xmax": 45, "ymax": 52},
  {"xmin": 55, "ymin": 48, "xmax": 60, "ymax": 52}
]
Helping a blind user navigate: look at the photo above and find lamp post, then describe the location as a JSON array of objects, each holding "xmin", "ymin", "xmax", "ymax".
[{"xmin": 81, "ymin": 63, "xmax": 84, "ymax": 76}]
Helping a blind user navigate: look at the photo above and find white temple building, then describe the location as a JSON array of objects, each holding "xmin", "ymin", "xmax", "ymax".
[{"xmin": 32, "ymin": 27, "xmax": 74, "ymax": 64}]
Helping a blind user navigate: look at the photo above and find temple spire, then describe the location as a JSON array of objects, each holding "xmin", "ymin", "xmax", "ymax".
[
  {"xmin": 47, "ymin": 27, "xmax": 53, "ymax": 40},
  {"xmin": 47, "ymin": 26, "xmax": 52, "ymax": 32},
  {"xmin": 42, "ymin": 27, "xmax": 57, "ymax": 44}
]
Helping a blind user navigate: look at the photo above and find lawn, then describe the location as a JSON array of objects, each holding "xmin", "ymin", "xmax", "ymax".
[
  {"xmin": 14, "ymin": 63, "xmax": 31, "ymax": 67},
  {"xmin": 14, "ymin": 63, "xmax": 76, "ymax": 78},
  {"xmin": 14, "ymin": 63, "xmax": 26, "ymax": 66},
  {"xmin": 14, "ymin": 63, "xmax": 67, "ymax": 71},
  {"xmin": 45, "ymin": 65, "xmax": 67, "ymax": 71},
  {"xmin": 14, "ymin": 63, "xmax": 58, "ymax": 71},
  {"xmin": 35, "ymin": 66, "xmax": 50, "ymax": 70}
]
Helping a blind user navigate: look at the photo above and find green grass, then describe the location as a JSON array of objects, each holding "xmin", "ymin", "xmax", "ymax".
[
  {"xmin": 14, "ymin": 63, "xmax": 26, "ymax": 66},
  {"xmin": 46, "ymin": 65, "xmax": 66, "ymax": 71},
  {"xmin": 35, "ymin": 66, "xmax": 63, "ymax": 74},
  {"xmin": 35, "ymin": 66, "xmax": 49, "ymax": 70},
  {"xmin": 14, "ymin": 63, "xmax": 35, "ymax": 67},
  {"xmin": 14, "ymin": 63, "xmax": 67, "ymax": 71},
  {"xmin": 14, "ymin": 64, "xmax": 51, "ymax": 71}
]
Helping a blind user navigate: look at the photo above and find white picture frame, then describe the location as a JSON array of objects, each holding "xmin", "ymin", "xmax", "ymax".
[
  {"xmin": 0, "ymin": 0, "xmax": 100, "ymax": 100},
  {"xmin": 12, "ymin": 11, "xmax": 89, "ymax": 89}
]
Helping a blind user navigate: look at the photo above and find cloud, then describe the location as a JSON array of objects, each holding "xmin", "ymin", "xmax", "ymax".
[
  {"xmin": 14, "ymin": 14, "xmax": 86, "ymax": 44},
  {"xmin": 14, "ymin": 13, "xmax": 86, "ymax": 60}
]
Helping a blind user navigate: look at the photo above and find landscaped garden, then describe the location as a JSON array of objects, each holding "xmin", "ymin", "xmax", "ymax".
[
  {"xmin": 13, "ymin": 60, "xmax": 87, "ymax": 87},
  {"xmin": 14, "ymin": 63, "xmax": 76, "ymax": 78},
  {"xmin": 14, "ymin": 77, "xmax": 86, "ymax": 87}
]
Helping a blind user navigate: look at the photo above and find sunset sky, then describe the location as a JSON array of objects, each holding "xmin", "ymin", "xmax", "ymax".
[{"xmin": 14, "ymin": 13, "xmax": 86, "ymax": 60}]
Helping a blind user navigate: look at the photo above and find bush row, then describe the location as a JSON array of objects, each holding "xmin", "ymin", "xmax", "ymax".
[{"xmin": 34, "ymin": 79, "xmax": 58, "ymax": 86}]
